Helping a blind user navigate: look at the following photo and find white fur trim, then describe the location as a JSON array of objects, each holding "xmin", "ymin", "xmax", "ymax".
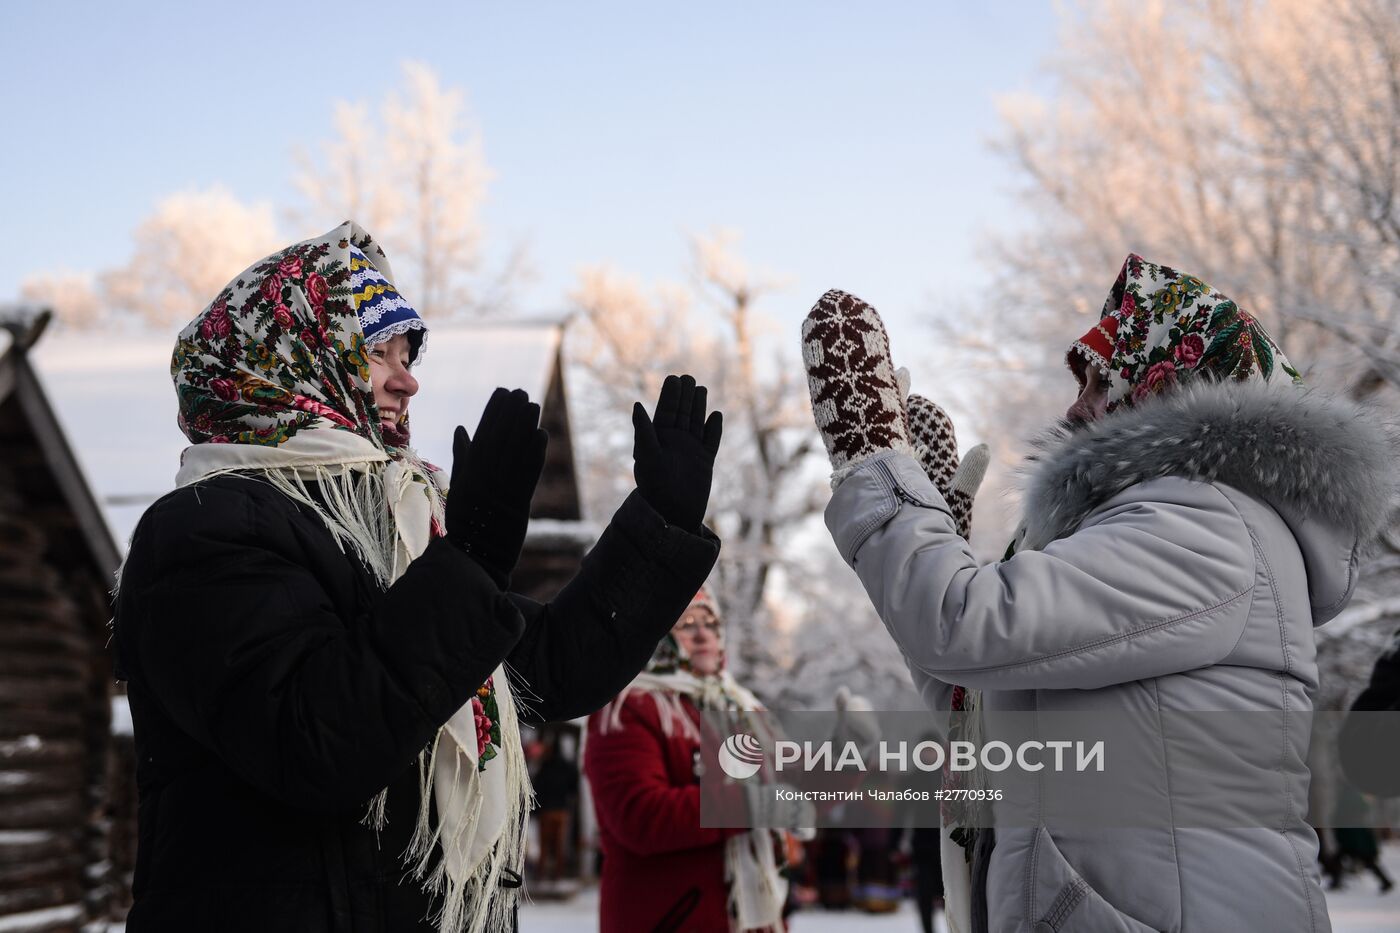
[{"xmin": 1019, "ymin": 380, "xmax": 1396, "ymax": 551}]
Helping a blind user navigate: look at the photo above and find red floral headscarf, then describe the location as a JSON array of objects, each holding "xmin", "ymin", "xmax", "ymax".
[
  {"xmin": 1068, "ymin": 254, "xmax": 1301, "ymax": 413},
  {"xmin": 171, "ymin": 221, "xmax": 412, "ymax": 449}
]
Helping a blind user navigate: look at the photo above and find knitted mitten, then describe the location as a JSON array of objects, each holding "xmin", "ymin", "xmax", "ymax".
[
  {"xmin": 907, "ymin": 393, "xmax": 989, "ymax": 539},
  {"xmin": 801, "ymin": 289, "xmax": 913, "ymax": 482}
]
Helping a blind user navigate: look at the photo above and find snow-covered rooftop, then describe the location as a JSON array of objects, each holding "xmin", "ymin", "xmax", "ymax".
[{"xmin": 29, "ymin": 320, "xmax": 566, "ymax": 548}]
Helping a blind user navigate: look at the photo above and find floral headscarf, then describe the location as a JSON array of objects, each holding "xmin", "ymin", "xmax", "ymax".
[
  {"xmin": 171, "ymin": 221, "xmax": 418, "ymax": 450},
  {"xmin": 1068, "ymin": 253, "xmax": 1302, "ymax": 413}
]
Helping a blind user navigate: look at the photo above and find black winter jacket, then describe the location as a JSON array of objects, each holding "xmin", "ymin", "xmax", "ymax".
[{"xmin": 113, "ymin": 474, "xmax": 719, "ymax": 931}]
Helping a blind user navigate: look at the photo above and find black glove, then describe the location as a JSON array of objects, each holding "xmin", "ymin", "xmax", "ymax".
[
  {"xmin": 446, "ymin": 387, "xmax": 549, "ymax": 589},
  {"xmin": 631, "ymin": 374, "xmax": 723, "ymax": 532}
]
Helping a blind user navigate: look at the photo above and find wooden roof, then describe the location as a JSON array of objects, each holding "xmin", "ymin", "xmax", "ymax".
[
  {"xmin": 0, "ymin": 310, "xmax": 120, "ymax": 580},
  {"xmin": 25, "ymin": 318, "xmax": 584, "ymax": 549}
]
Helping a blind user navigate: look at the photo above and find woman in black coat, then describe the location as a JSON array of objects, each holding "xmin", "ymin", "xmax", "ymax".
[{"xmin": 112, "ymin": 223, "xmax": 724, "ymax": 932}]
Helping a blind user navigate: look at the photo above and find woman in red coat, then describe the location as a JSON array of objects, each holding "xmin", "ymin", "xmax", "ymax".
[{"xmin": 584, "ymin": 588, "xmax": 791, "ymax": 932}]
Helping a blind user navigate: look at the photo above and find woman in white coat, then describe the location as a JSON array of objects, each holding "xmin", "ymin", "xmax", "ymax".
[{"xmin": 799, "ymin": 256, "xmax": 1393, "ymax": 933}]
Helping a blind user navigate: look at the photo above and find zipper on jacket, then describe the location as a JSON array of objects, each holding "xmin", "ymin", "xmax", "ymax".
[
  {"xmin": 875, "ymin": 458, "xmax": 937, "ymax": 509},
  {"xmin": 894, "ymin": 484, "xmax": 929, "ymax": 507}
]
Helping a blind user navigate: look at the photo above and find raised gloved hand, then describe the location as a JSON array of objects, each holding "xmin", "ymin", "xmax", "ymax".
[
  {"xmin": 801, "ymin": 289, "xmax": 914, "ymax": 483},
  {"xmin": 906, "ymin": 391, "xmax": 989, "ymax": 539},
  {"xmin": 446, "ymin": 387, "xmax": 549, "ymax": 589},
  {"xmin": 832, "ymin": 685, "xmax": 881, "ymax": 752},
  {"xmin": 632, "ymin": 374, "xmax": 723, "ymax": 532}
]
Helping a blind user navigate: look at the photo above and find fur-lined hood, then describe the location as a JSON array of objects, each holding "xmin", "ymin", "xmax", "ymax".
[{"xmin": 1020, "ymin": 381, "xmax": 1396, "ymax": 621}]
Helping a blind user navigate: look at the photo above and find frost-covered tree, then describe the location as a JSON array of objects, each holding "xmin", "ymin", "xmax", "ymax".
[
  {"xmin": 568, "ymin": 231, "xmax": 912, "ymax": 704},
  {"xmin": 292, "ymin": 61, "xmax": 524, "ymax": 318},
  {"xmin": 19, "ymin": 270, "xmax": 102, "ymax": 329},
  {"xmin": 770, "ymin": 547, "xmax": 922, "ymax": 711},
  {"xmin": 96, "ymin": 187, "xmax": 281, "ymax": 329},
  {"xmin": 567, "ymin": 262, "xmax": 714, "ymax": 519},
  {"xmin": 946, "ymin": 0, "xmax": 1399, "ymax": 505},
  {"xmin": 937, "ymin": 0, "xmax": 1400, "ymax": 762}
]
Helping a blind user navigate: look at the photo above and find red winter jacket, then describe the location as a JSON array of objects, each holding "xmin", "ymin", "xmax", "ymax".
[{"xmin": 585, "ymin": 690, "xmax": 750, "ymax": 932}]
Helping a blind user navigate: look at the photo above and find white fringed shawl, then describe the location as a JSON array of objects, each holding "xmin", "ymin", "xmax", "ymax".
[{"xmin": 176, "ymin": 429, "xmax": 533, "ymax": 933}]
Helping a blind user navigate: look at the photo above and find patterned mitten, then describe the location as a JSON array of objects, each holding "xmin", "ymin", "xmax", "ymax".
[
  {"xmin": 801, "ymin": 289, "xmax": 913, "ymax": 483},
  {"xmin": 907, "ymin": 393, "xmax": 989, "ymax": 539}
]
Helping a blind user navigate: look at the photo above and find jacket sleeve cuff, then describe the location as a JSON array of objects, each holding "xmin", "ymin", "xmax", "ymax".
[
  {"xmin": 825, "ymin": 450, "xmax": 954, "ymax": 562},
  {"xmin": 372, "ymin": 535, "xmax": 526, "ymax": 722},
  {"xmin": 595, "ymin": 489, "xmax": 721, "ymax": 618},
  {"xmin": 496, "ymin": 491, "xmax": 720, "ymax": 723}
]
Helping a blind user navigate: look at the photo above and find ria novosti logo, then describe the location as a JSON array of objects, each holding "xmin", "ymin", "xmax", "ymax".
[{"xmin": 718, "ymin": 732, "xmax": 764, "ymax": 780}]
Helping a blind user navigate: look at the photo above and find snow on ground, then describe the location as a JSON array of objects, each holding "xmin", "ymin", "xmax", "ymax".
[
  {"xmin": 518, "ymin": 843, "xmax": 1400, "ymax": 933},
  {"xmin": 0, "ymin": 905, "xmax": 83, "ymax": 933},
  {"xmin": 519, "ymin": 888, "xmax": 943, "ymax": 932},
  {"xmin": 1323, "ymin": 841, "xmax": 1400, "ymax": 933},
  {"xmin": 93, "ymin": 842, "xmax": 1400, "ymax": 932}
]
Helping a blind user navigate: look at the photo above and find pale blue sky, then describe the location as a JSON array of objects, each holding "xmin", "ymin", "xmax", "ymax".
[{"xmin": 3, "ymin": 0, "xmax": 1059, "ymax": 347}]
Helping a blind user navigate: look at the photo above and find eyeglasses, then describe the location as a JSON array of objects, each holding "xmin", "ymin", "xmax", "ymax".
[{"xmin": 675, "ymin": 618, "xmax": 722, "ymax": 638}]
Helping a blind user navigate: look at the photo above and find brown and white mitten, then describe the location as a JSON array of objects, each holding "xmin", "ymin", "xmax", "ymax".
[
  {"xmin": 907, "ymin": 393, "xmax": 989, "ymax": 539},
  {"xmin": 801, "ymin": 289, "xmax": 913, "ymax": 484}
]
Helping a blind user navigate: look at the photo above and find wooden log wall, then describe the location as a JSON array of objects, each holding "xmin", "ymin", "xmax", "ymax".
[{"xmin": 0, "ymin": 464, "xmax": 120, "ymax": 931}]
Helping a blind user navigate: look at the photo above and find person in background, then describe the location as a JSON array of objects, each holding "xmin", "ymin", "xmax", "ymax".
[
  {"xmin": 1326, "ymin": 783, "xmax": 1395, "ymax": 894},
  {"xmin": 532, "ymin": 734, "xmax": 579, "ymax": 888},
  {"xmin": 908, "ymin": 824, "xmax": 945, "ymax": 933},
  {"xmin": 809, "ymin": 829, "xmax": 855, "ymax": 911},
  {"xmin": 1339, "ymin": 626, "xmax": 1400, "ymax": 799},
  {"xmin": 852, "ymin": 826, "xmax": 901, "ymax": 914},
  {"xmin": 584, "ymin": 586, "xmax": 794, "ymax": 932}
]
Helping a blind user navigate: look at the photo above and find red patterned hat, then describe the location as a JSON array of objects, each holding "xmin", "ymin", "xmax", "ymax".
[
  {"xmin": 689, "ymin": 585, "xmax": 722, "ymax": 620},
  {"xmin": 1068, "ymin": 317, "xmax": 1120, "ymax": 387}
]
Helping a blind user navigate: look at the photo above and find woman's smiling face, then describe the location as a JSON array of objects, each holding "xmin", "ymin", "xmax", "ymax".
[{"xmin": 368, "ymin": 333, "xmax": 419, "ymax": 445}]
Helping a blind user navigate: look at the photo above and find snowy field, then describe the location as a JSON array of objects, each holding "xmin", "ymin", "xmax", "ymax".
[{"xmin": 517, "ymin": 843, "xmax": 1400, "ymax": 933}]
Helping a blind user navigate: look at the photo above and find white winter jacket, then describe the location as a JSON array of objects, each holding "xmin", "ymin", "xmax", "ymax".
[{"xmin": 824, "ymin": 381, "xmax": 1393, "ymax": 933}]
